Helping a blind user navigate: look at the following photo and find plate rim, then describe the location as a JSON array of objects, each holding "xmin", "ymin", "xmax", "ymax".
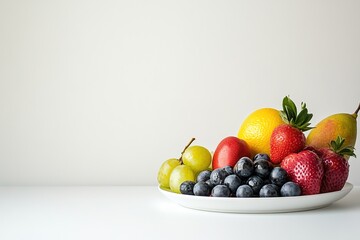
[{"xmin": 158, "ymin": 182, "xmax": 353, "ymax": 213}]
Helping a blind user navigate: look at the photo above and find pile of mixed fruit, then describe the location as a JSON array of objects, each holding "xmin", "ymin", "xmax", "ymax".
[{"xmin": 157, "ymin": 96, "xmax": 359, "ymax": 198}]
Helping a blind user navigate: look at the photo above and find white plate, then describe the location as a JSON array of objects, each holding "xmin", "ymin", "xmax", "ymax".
[{"xmin": 159, "ymin": 182, "xmax": 353, "ymax": 213}]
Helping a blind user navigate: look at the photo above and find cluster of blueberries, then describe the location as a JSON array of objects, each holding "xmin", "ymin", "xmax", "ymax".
[{"xmin": 180, "ymin": 154, "xmax": 301, "ymax": 197}]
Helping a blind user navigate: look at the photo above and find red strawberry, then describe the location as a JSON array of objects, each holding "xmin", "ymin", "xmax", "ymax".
[
  {"xmin": 270, "ymin": 96, "xmax": 313, "ymax": 164},
  {"xmin": 270, "ymin": 125, "xmax": 305, "ymax": 164},
  {"xmin": 303, "ymin": 146, "xmax": 321, "ymax": 155},
  {"xmin": 318, "ymin": 136, "xmax": 356, "ymax": 193},
  {"xmin": 281, "ymin": 150, "xmax": 324, "ymax": 195}
]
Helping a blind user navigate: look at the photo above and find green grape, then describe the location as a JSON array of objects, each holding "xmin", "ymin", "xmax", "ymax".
[
  {"xmin": 157, "ymin": 158, "xmax": 181, "ymax": 188},
  {"xmin": 169, "ymin": 165, "xmax": 195, "ymax": 193},
  {"xmin": 182, "ymin": 145, "xmax": 212, "ymax": 173}
]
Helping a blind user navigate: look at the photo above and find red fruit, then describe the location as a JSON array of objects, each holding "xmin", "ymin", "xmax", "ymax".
[
  {"xmin": 303, "ymin": 146, "xmax": 321, "ymax": 156},
  {"xmin": 270, "ymin": 124, "xmax": 305, "ymax": 164},
  {"xmin": 281, "ymin": 150, "xmax": 324, "ymax": 195},
  {"xmin": 212, "ymin": 136, "xmax": 251, "ymax": 169},
  {"xmin": 318, "ymin": 136, "xmax": 355, "ymax": 193},
  {"xmin": 319, "ymin": 149, "xmax": 349, "ymax": 193},
  {"xmin": 270, "ymin": 96, "xmax": 313, "ymax": 165}
]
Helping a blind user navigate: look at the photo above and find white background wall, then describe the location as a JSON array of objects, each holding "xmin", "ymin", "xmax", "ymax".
[{"xmin": 0, "ymin": 0, "xmax": 359, "ymax": 186}]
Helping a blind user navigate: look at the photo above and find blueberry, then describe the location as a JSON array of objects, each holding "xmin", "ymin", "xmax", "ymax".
[
  {"xmin": 236, "ymin": 185, "xmax": 254, "ymax": 198},
  {"xmin": 254, "ymin": 159, "xmax": 273, "ymax": 178},
  {"xmin": 211, "ymin": 185, "xmax": 231, "ymax": 197},
  {"xmin": 233, "ymin": 157, "xmax": 254, "ymax": 179},
  {"xmin": 253, "ymin": 153, "xmax": 270, "ymax": 161},
  {"xmin": 259, "ymin": 184, "xmax": 280, "ymax": 197},
  {"xmin": 210, "ymin": 168, "xmax": 228, "ymax": 185},
  {"xmin": 246, "ymin": 175, "xmax": 264, "ymax": 195},
  {"xmin": 180, "ymin": 181, "xmax": 195, "ymax": 195},
  {"xmin": 269, "ymin": 167, "xmax": 288, "ymax": 186},
  {"xmin": 197, "ymin": 170, "xmax": 212, "ymax": 182},
  {"xmin": 224, "ymin": 174, "xmax": 242, "ymax": 194},
  {"xmin": 205, "ymin": 179, "xmax": 215, "ymax": 189},
  {"xmin": 193, "ymin": 182, "xmax": 211, "ymax": 196},
  {"xmin": 223, "ymin": 166, "xmax": 234, "ymax": 175},
  {"xmin": 280, "ymin": 182, "xmax": 301, "ymax": 197}
]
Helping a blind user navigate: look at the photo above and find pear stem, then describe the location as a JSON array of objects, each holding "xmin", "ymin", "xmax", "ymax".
[
  {"xmin": 354, "ymin": 103, "xmax": 360, "ymax": 115},
  {"xmin": 178, "ymin": 137, "xmax": 196, "ymax": 164}
]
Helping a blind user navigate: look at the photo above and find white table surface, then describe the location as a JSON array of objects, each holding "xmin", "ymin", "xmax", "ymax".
[{"xmin": 0, "ymin": 186, "xmax": 359, "ymax": 240}]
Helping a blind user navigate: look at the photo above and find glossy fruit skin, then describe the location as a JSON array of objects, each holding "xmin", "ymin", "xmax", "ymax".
[
  {"xmin": 157, "ymin": 158, "xmax": 181, "ymax": 188},
  {"xmin": 223, "ymin": 166, "xmax": 234, "ymax": 175},
  {"xmin": 182, "ymin": 145, "xmax": 212, "ymax": 173},
  {"xmin": 270, "ymin": 124, "xmax": 306, "ymax": 164},
  {"xmin": 169, "ymin": 165, "xmax": 195, "ymax": 193},
  {"xmin": 259, "ymin": 184, "xmax": 279, "ymax": 197},
  {"xmin": 224, "ymin": 174, "xmax": 242, "ymax": 194},
  {"xmin": 238, "ymin": 108, "xmax": 285, "ymax": 157},
  {"xmin": 196, "ymin": 170, "xmax": 212, "ymax": 183},
  {"xmin": 193, "ymin": 182, "xmax": 211, "ymax": 196},
  {"xmin": 211, "ymin": 185, "xmax": 231, "ymax": 197},
  {"xmin": 254, "ymin": 159, "xmax": 273, "ymax": 179},
  {"xmin": 307, "ymin": 113, "xmax": 357, "ymax": 150},
  {"xmin": 280, "ymin": 182, "xmax": 301, "ymax": 196},
  {"xmin": 318, "ymin": 148, "xmax": 349, "ymax": 193},
  {"xmin": 236, "ymin": 185, "xmax": 254, "ymax": 197},
  {"xmin": 281, "ymin": 150, "xmax": 324, "ymax": 195},
  {"xmin": 180, "ymin": 181, "xmax": 195, "ymax": 195},
  {"xmin": 209, "ymin": 168, "xmax": 228, "ymax": 185},
  {"xmin": 269, "ymin": 167, "xmax": 288, "ymax": 187},
  {"xmin": 253, "ymin": 153, "xmax": 270, "ymax": 162},
  {"xmin": 246, "ymin": 175, "xmax": 264, "ymax": 195},
  {"xmin": 212, "ymin": 136, "xmax": 251, "ymax": 169},
  {"xmin": 233, "ymin": 157, "xmax": 254, "ymax": 179}
]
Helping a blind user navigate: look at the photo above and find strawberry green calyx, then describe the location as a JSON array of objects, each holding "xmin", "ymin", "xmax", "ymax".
[
  {"xmin": 280, "ymin": 96, "xmax": 313, "ymax": 132},
  {"xmin": 329, "ymin": 136, "xmax": 356, "ymax": 158}
]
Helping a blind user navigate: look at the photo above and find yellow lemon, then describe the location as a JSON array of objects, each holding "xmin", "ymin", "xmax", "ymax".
[{"xmin": 237, "ymin": 108, "xmax": 284, "ymax": 157}]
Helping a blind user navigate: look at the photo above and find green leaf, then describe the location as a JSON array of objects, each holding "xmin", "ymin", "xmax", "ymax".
[
  {"xmin": 280, "ymin": 96, "xmax": 313, "ymax": 132},
  {"xmin": 301, "ymin": 102, "xmax": 307, "ymax": 110},
  {"xmin": 282, "ymin": 96, "xmax": 297, "ymax": 121},
  {"xmin": 330, "ymin": 140, "xmax": 338, "ymax": 151},
  {"xmin": 299, "ymin": 123, "xmax": 314, "ymax": 132},
  {"xmin": 280, "ymin": 111, "xmax": 290, "ymax": 124},
  {"xmin": 286, "ymin": 97, "xmax": 297, "ymax": 115},
  {"xmin": 305, "ymin": 113, "xmax": 313, "ymax": 123},
  {"xmin": 336, "ymin": 136, "xmax": 345, "ymax": 148},
  {"xmin": 338, "ymin": 148, "xmax": 356, "ymax": 158},
  {"xmin": 297, "ymin": 108, "xmax": 308, "ymax": 126},
  {"xmin": 329, "ymin": 136, "xmax": 356, "ymax": 157}
]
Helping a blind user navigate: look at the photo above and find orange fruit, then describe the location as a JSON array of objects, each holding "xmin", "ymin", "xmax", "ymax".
[{"xmin": 237, "ymin": 108, "xmax": 285, "ymax": 157}]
